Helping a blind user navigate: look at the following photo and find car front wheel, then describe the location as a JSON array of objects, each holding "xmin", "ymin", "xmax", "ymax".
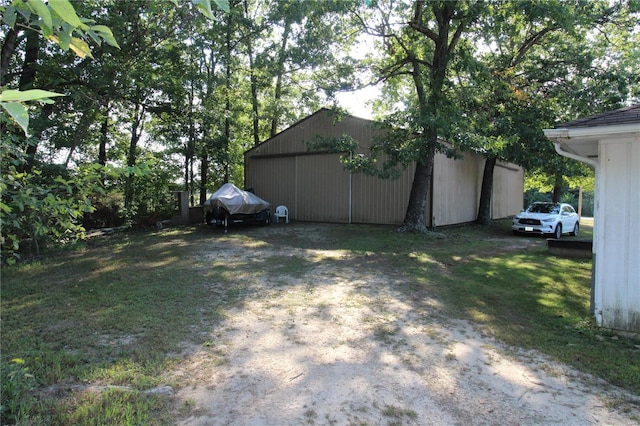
[{"xmin": 553, "ymin": 224, "xmax": 562, "ymax": 239}]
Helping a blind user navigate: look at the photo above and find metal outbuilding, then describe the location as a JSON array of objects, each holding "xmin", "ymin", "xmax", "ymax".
[
  {"xmin": 244, "ymin": 108, "xmax": 524, "ymax": 227},
  {"xmin": 545, "ymin": 104, "xmax": 640, "ymax": 334}
]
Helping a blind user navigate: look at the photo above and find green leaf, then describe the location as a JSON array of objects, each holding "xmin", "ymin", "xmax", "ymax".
[
  {"xmin": 89, "ymin": 31, "xmax": 103, "ymax": 47},
  {"xmin": 12, "ymin": 0, "xmax": 31, "ymax": 17},
  {"xmin": 193, "ymin": 0, "xmax": 215, "ymax": 20},
  {"xmin": 27, "ymin": 0, "xmax": 52, "ymax": 33},
  {"xmin": 213, "ymin": 0, "xmax": 230, "ymax": 13},
  {"xmin": 48, "ymin": 0, "xmax": 86, "ymax": 29},
  {"xmin": 90, "ymin": 25, "xmax": 120, "ymax": 49},
  {"xmin": 69, "ymin": 37, "xmax": 93, "ymax": 59},
  {"xmin": 0, "ymin": 89, "xmax": 64, "ymax": 102},
  {"xmin": 3, "ymin": 5, "xmax": 17, "ymax": 27},
  {"xmin": 41, "ymin": 22, "xmax": 53, "ymax": 39},
  {"xmin": 1, "ymin": 102, "xmax": 30, "ymax": 136}
]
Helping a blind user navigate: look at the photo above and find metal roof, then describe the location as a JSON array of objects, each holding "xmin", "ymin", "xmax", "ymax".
[{"xmin": 556, "ymin": 104, "xmax": 640, "ymax": 128}]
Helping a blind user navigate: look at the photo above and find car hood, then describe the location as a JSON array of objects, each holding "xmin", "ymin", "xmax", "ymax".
[{"xmin": 517, "ymin": 212, "xmax": 557, "ymax": 220}]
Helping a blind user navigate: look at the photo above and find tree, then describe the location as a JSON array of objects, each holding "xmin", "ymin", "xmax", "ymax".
[
  {"xmin": 342, "ymin": 0, "xmax": 638, "ymax": 231},
  {"xmin": 348, "ymin": 1, "xmax": 484, "ymax": 232},
  {"xmin": 0, "ymin": 0, "xmax": 228, "ymax": 263},
  {"xmin": 1, "ymin": 0, "xmax": 119, "ymax": 136},
  {"xmin": 255, "ymin": 0, "xmax": 358, "ymax": 136},
  {"xmin": 468, "ymin": 0, "xmax": 639, "ymax": 224}
]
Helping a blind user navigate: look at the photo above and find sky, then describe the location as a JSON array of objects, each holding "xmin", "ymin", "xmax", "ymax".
[
  {"xmin": 336, "ymin": 85, "xmax": 379, "ymax": 120},
  {"xmin": 334, "ymin": 31, "xmax": 380, "ymax": 120}
]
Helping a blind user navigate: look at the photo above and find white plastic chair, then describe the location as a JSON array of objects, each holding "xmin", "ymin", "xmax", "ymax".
[{"xmin": 275, "ymin": 205, "xmax": 289, "ymax": 223}]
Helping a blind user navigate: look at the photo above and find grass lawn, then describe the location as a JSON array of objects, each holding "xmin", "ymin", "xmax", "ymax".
[{"xmin": 1, "ymin": 218, "xmax": 638, "ymax": 424}]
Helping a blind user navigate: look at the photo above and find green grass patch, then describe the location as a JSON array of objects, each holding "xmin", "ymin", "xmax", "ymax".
[
  {"xmin": 1, "ymin": 220, "xmax": 638, "ymax": 424},
  {"xmin": 401, "ymin": 220, "xmax": 639, "ymax": 393},
  {"xmin": 1, "ymin": 229, "xmax": 225, "ymax": 424}
]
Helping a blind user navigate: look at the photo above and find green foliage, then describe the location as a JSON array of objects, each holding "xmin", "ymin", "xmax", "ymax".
[
  {"xmin": 0, "ymin": 0, "xmax": 120, "ymax": 133},
  {"xmin": 0, "ymin": 89, "xmax": 64, "ymax": 136},
  {"xmin": 0, "ymin": 358, "xmax": 38, "ymax": 424},
  {"xmin": 0, "ymin": 133, "xmax": 111, "ymax": 264},
  {"xmin": 358, "ymin": 0, "xmax": 637, "ymax": 224},
  {"xmin": 1, "ymin": 0, "xmax": 636, "ymax": 250},
  {"xmin": 0, "ymin": 171, "xmax": 95, "ymax": 264},
  {"xmin": 126, "ymin": 154, "xmax": 182, "ymax": 221},
  {"xmin": 524, "ymin": 167, "xmax": 595, "ymax": 216},
  {"xmin": 3, "ymin": 0, "xmax": 120, "ymax": 56},
  {"xmin": 82, "ymin": 190, "xmax": 126, "ymax": 230}
]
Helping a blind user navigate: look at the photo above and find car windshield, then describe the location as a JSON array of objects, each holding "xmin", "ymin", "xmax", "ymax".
[{"xmin": 527, "ymin": 203, "xmax": 559, "ymax": 214}]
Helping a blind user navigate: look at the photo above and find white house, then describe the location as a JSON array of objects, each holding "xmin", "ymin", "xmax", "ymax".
[{"xmin": 544, "ymin": 105, "xmax": 640, "ymax": 334}]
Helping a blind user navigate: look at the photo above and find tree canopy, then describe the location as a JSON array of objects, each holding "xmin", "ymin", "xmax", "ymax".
[{"xmin": 1, "ymin": 0, "xmax": 638, "ymax": 262}]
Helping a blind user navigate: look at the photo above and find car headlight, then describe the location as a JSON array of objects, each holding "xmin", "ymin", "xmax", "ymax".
[{"xmin": 542, "ymin": 217, "xmax": 556, "ymax": 223}]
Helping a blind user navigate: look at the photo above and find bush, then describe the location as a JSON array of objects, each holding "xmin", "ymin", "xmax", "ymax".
[
  {"xmin": 83, "ymin": 191, "xmax": 126, "ymax": 230},
  {"xmin": 0, "ymin": 157, "xmax": 104, "ymax": 264}
]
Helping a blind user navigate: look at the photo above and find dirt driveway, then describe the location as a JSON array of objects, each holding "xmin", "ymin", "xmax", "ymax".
[{"xmin": 173, "ymin": 224, "xmax": 638, "ymax": 425}]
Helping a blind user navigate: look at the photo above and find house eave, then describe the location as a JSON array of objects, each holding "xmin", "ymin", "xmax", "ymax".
[
  {"xmin": 544, "ymin": 123, "xmax": 640, "ymax": 140},
  {"xmin": 544, "ymin": 123, "xmax": 640, "ymax": 168}
]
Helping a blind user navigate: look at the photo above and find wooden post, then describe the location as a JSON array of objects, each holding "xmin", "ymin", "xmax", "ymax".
[{"xmin": 578, "ymin": 186, "xmax": 583, "ymax": 219}]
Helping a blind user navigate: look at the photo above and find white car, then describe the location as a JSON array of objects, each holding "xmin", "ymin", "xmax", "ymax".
[{"xmin": 512, "ymin": 202, "xmax": 579, "ymax": 239}]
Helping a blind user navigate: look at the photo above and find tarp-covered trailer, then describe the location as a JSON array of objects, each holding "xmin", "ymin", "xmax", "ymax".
[{"xmin": 204, "ymin": 183, "xmax": 271, "ymax": 229}]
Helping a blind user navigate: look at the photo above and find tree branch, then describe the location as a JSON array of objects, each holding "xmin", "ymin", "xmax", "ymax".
[
  {"xmin": 408, "ymin": 0, "xmax": 438, "ymax": 42},
  {"xmin": 512, "ymin": 26, "xmax": 558, "ymax": 67}
]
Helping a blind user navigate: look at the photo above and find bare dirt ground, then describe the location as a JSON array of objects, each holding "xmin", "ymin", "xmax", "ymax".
[{"xmin": 173, "ymin": 223, "xmax": 638, "ymax": 425}]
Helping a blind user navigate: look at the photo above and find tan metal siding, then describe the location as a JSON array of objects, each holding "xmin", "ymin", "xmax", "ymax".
[
  {"xmin": 491, "ymin": 161, "xmax": 524, "ymax": 218},
  {"xmin": 245, "ymin": 156, "xmax": 296, "ymax": 217},
  {"xmin": 247, "ymin": 111, "xmax": 380, "ymax": 158},
  {"xmin": 432, "ymin": 152, "xmax": 481, "ymax": 226},
  {"xmin": 351, "ymin": 165, "xmax": 414, "ymax": 224},
  {"xmin": 296, "ymin": 153, "xmax": 350, "ymax": 222},
  {"xmin": 244, "ymin": 109, "xmax": 524, "ymax": 227}
]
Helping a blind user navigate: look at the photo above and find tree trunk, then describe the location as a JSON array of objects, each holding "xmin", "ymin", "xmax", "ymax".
[
  {"xmin": 187, "ymin": 82, "xmax": 196, "ymax": 205},
  {"xmin": 199, "ymin": 152, "xmax": 209, "ymax": 206},
  {"xmin": 270, "ymin": 22, "xmax": 291, "ymax": 137},
  {"xmin": 244, "ymin": 0, "xmax": 260, "ymax": 146},
  {"xmin": 0, "ymin": 28, "xmax": 18, "ymax": 82},
  {"xmin": 402, "ymin": 157, "xmax": 434, "ymax": 231},
  {"xmin": 98, "ymin": 101, "xmax": 110, "ymax": 166},
  {"xmin": 64, "ymin": 109, "xmax": 96, "ymax": 168},
  {"xmin": 124, "ymin": 104, "xmax": 144, "ymax": 212},
  {"xmin": 184, "ymin": 150, "xmax": 190, "ymax": 204},
  {"xmin": 19, "ymin": 29, "xmax": 39, "ymax": 90},
  {"xmin": 399, "ymin": 2, "xmax": 468, "ymax": 232},
  {"xmin": 476, "ymin": 157, "xmax": 497, "ymax": 225},
  {"xmin": 552, "ymin": 173, "xmax": 563, "ymax": 203},
  {"xmin": 19, "ymin": 29, "xmax": 40, "ymax": 171},
  {"xmin": 223, "ymin": 10, "xmax": 233, "ymax": 183}
]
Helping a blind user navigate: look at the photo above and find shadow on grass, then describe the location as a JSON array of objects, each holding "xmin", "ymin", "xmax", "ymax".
[{"xmin": 1, "ymin": 220, "xmax": 638, "ymax": 425}]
